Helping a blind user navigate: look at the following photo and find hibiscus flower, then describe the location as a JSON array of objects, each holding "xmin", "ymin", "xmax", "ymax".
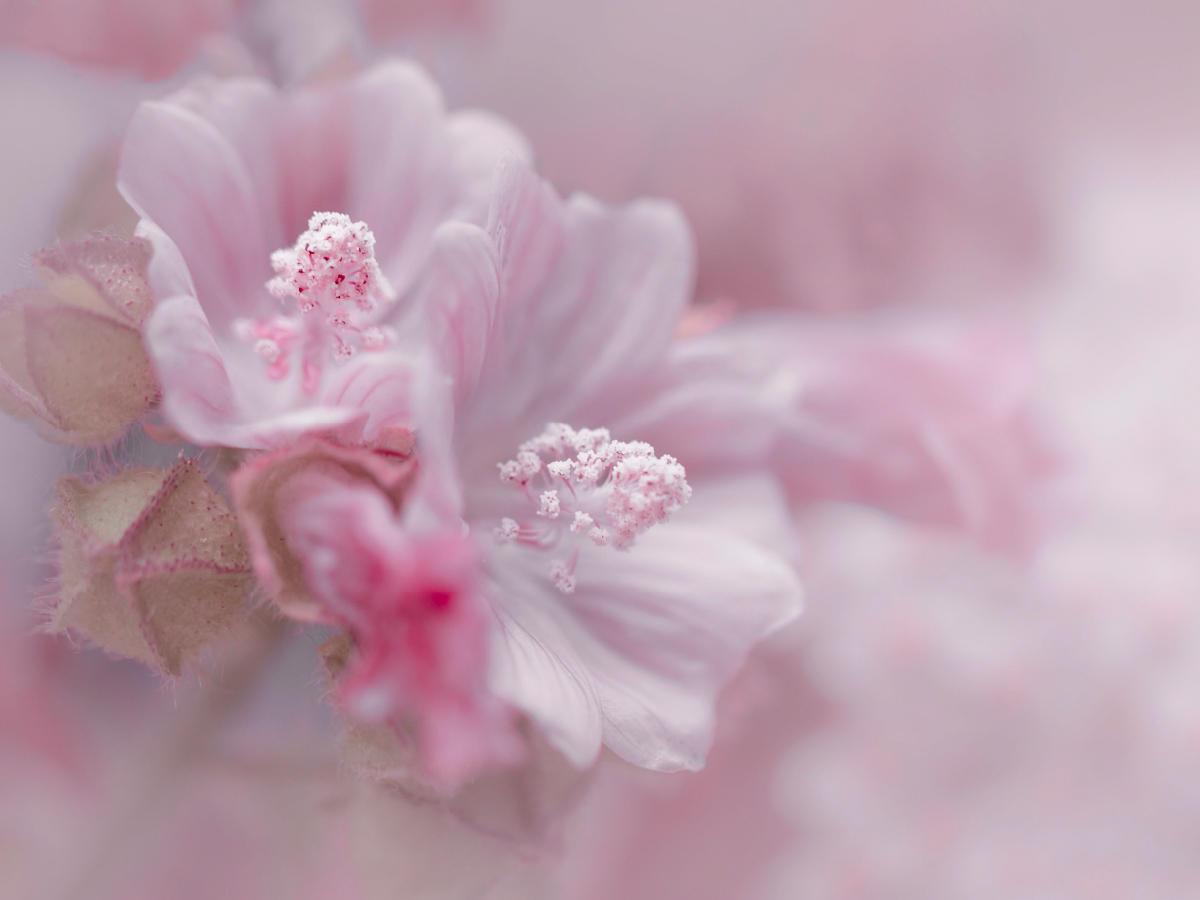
[
  {"xmin": 120, "ymin": 61, "xmax": 803, "ymax": 781},
  {"xmin": 119, "ymin": 59, "xmax": 529, "ymax": 450}
]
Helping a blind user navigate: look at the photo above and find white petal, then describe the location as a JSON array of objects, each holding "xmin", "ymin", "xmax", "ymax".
[
  {"xmin": 483, "ymin": 507, "xmax": 801, "ymax": 771},
  {"xmin": 119, "ymin": 100, "xmax": 273, "ymax": 329},
  {"xmin": 485, "ymin": 553, "xmax": 605, "ymax": 768}
]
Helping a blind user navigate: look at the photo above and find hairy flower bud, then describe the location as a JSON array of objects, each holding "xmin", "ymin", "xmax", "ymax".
[
  {"xmin": 49, "ymin": 459, "xmax": 253, "ymax": 675},
  {"xmin": 0, "ymin": 236, "xmax": 158, "ymax": 444}
]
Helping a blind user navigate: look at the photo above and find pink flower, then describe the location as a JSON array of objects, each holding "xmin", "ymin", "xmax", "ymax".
[
  {"xmin": 278, "ymin": 471, "xmax": 523, "ymax": 790},
  {"xmin": 0, "ymin": 0, "xmax": 238, "ymax": 80},
  {"xmin": 119, "ymin": 60, "xmax": 802, "ymax": 776},
  {"xmin": 119, "ymin": 60, "xmax": 529, "ymax": 449},
  {"xmin": 397, "ymin": 156, "xmax": 803, "ymax": 772},
  {"xmin": 656, "ymin": 313, "xmax": 1055, "ymax": 555}
]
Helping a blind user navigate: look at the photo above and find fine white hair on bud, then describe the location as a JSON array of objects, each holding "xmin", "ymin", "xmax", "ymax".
[{"xmin": 496, "ymin": 423, "xmax": 692, "ymax": 593}]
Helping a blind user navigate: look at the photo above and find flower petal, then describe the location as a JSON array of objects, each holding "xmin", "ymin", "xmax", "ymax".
[
  {"xmin": 527, "ymin": 192, "xmax": 693, "ymax": 425},
  {"xmin": 155, "ymin": 75, "xmax": 284, "ymax": 248},
  {"xmin": 135, "ymin": 219, "xmax": 198, "ymax": 307},
  {"xmin": 574, "ymin": 522, "xmax": 800, "ymax": 770},
  {"xmin": 143, "ymin": 294, "xmax": 238, "ymax": 445},
  {"xmin": 484, "ymin": 154, "xmax": 566, "ymax": 322},
  {"xmin": 341, "ymin": 60, "xmax": 454, "ymax": 290},
  {"xmin": 119, "ymin": 98, "xmax": 274, "ymax": 328},
  {"xmin": 464, "ymin": 160, "xmax": 694, "ymax": 456},
  {"xmin": 445, "ymin": 111, "xmax": 533, "ymax": 224},
  {"xmin": 320, "ymin": 354, "xmax": 417, "ymax": 444},
  {"xmin": 484, "ymin": 578, "xmax": 605, "ymax": 769},
  {"xmin": 414, "ymin": 221, "xmax": 501, "ymax": 405},
  {"xmin": 484, "ymin": 475, "xmax": 801, "ymax": 772},
  {"xmin": 611, "ymin": 323, "xmax": 802, "ymax": 479},
  {"xmin": 621, "ymin": 313, "xmax": 1053, "ymax": 554}
]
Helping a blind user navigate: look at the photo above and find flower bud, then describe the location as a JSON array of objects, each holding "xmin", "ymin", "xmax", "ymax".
[
  {"xmin": 0, "ymin": 236, "xmax": 158, "ymax": 444},
  {"xmin": 229, "ymin": 432, "xmax": 417, "ymax": 622},
  {"xmin": 50, "ymin": 459, "xmax": 253, "ymax": 675}
]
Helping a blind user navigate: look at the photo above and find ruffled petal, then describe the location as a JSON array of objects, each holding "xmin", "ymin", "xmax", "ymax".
[
  {"xmin": 445, "ymin": 111, "xmax": 534, "ymax": 225},
  {"xmin": 461, "ymin": 158, "xmax": 693, "ymax": 463},
  {"xmin": 525, "ymin": 193, "xmax": 693, "ymax": 426},
  {"xmin": 484, "ymin": 563, "xmax": 605, "ymax": 768},
  {"xmin": 143, "ymin": 294, "xmax": 238, "ymax": 445},
  {"xmin": 341, "ymin": 60, "xmax": 456, "ymax": 291},
  {"xmin": 618, "ymin": 313, "xmax": 1053, "ymax": 554},
  {"xmin": 118, "ymin": 99, "xmax": 274, "ymax": 328},
  {"xmin": 574, "ymin": 538, "xmax": 798, "ymax": 769},
  {"xmin": 611, "ymin": 323, "xmax": 802, "ymax": 480},
  {"xmin": 320, "ymin": 353, "xmax": 417, "ymax": 444},
  {"xmin": 155, "ymin": 75, "xmax": 285, "ymax": 251},
  {"xmin": 484, "ymin": 474, "xmax": 800, "ymax": 770},
  {"xmin": 134, "ymin": 219, "xmax": 197, "ymax": 308},
  {"xmin": 483, "ymin": 155, "xmax": 566, "ymax": 323}
]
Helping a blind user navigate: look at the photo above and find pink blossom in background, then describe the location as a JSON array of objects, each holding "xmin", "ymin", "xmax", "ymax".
[
  {"xmin": 631, "ymin": 312, "xmax": 1055, "ymax": 557},
  {"xmin": 415, "ymin": 0, "xmax": 1200, "ymax": 316},
  {"xmin": 422, "ymin": 0, "xmax": 1050, "ymax": 314},
  {"xmin": 0, "ymin": 0, "xmax": 238, "ymax": 80},
  {"xmin": 0, "ymin": 0, "xmax": 487, "ymax": 84}
]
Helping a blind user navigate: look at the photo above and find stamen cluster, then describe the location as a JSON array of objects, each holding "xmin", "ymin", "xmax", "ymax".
[
  {"xmin": 496, "ymin": 423, "xmax": 692, "ymax": 592},
  {"xmin": 235, "ymin": 213, "xmax": 396, "ymax": 390},
  {"xmin": 267, "ymin": 212, "xmax": 384, "ymax": 313}
]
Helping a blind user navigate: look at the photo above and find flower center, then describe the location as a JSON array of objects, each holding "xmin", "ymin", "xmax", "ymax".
[
  {"xmin": 494, "ymin": 423, "xmax": 692, "ymax": 593},
  {"xmin": 234, "ymin": 212, "xmax": 395, "ymax": 395}
]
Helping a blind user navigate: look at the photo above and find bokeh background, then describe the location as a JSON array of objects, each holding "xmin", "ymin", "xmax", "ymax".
[{"xmin": 3, "ymin": 0, "xmax": 1200, "ymax": 897}]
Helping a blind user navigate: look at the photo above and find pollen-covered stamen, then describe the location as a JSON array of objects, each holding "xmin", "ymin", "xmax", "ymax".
[
  {"xmin": 549, "ymin": 555, "xmax": 578, "ymax": 595},
  {"xmin": 238, "ymin": 213, "xmax": 396, "ymax": 391},
  {"xmin": 495, "ymin": 423, "xmax": 692, "ymax": 593},
  {"xmin": 233, "ymin": 315, "xmax": 302, "ymax": 380},
  {"xmin": 538, "ymin": 490, "xmax": 561, "ymax": 519},
  {"xmin": 268, "ymin": 212, "xmax": 386, "ymax": 313}
]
